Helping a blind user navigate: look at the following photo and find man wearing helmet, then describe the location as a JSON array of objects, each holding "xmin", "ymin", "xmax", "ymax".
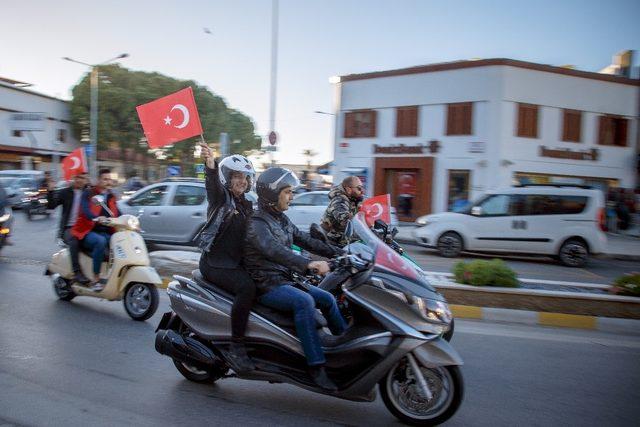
[
  {"xmin": 196, "ymin": 142, "xmax": 257, "ymax": 372},
  {"xmin": 244, "ymin": 167, "xmax": 346, "ymax": 392}
]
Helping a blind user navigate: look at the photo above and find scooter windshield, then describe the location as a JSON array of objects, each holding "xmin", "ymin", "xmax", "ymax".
[{"xmin": 352, "ymin": 213, "xmax": 419, "ymax": 281}]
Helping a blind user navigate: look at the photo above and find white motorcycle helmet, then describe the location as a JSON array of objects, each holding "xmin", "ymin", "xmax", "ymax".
[{"xmin": 218, "ymin": 155, "xmax": 256, "ymax": 193}]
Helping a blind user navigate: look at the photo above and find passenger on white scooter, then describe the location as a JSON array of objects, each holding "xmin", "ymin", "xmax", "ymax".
[
  {"xmin": 72, "ymin": 169, "xmax": 120, "ymax": 291},
  {"xmin": 244, "ymin": 167, "xmax": 346, "ymax": 392},
  {"xmin": 47, "ymin": 172, "xmax": 90, "ymax": 285},
  {"xmin": 196, "ymin": 142, "xmax": 257, "ymax": 373}
]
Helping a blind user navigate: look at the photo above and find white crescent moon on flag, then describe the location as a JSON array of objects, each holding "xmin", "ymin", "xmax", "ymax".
[
  {"xmin": 70, "ymin": 157, "xmax": 81, "ymax": 170},
  {"xmin": 170, "ymin": 104, "xmax": 190, "ymax": 129},
  {"xmin": 371, "ymin": 202, "xmax": 383, "ymax": 218}
]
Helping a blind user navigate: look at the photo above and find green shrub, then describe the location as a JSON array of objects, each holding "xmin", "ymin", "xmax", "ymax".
[
  {"xmin": 452, "ymin": 259, "xmax": 519, "ymax": 287},
  {"xmin": 611, "ymin": 272, "xmax": 640, "ymax": 297}
]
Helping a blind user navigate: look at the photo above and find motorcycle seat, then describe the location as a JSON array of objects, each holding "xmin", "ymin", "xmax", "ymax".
[{"xmin": 192, "ymin": 270, "xmax": 328, "ymax": 331}]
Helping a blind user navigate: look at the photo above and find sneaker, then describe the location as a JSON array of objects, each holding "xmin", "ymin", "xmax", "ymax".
[
  {"xmin": 73, "ymin": 272, "xmax": 91, "ymax": 285},
  {"xmin": 308, "ymin": 365, "xmax": 338, "ymax": 392},
  {"xmin": 90, "ymin": 281, "xmax": 105, "ymax": 292},
  {"xmin": 228, "ymin": 342, "xmax": 255, "ymax": 373}
]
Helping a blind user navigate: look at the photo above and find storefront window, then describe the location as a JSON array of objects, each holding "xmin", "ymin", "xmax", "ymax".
[{"xmin": 447, "ymin": 170, "xmax": 470, "ymax": 212}]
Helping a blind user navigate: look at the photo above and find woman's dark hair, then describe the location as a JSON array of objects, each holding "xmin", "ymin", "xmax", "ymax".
[{"xmin": 99, "ymin": 168, "xmax": 111, "ymax": 177}]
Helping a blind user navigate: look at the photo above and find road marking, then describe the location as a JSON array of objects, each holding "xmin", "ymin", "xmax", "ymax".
[{"xmin": 450, "ymin": 304, "xmax": 482, "ymax": 319}]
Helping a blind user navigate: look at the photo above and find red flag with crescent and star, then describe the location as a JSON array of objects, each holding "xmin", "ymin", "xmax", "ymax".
[
  {"xmin": 360, "ymin": 194, "xmax": 391, "ymax": 227},
  {"xmin": 136, "ymin": 87, "xmax": 203, "ymax": 149},
  {"xmin": 61, "ymin": 147, "xmax": 88, "ymax": 181}
]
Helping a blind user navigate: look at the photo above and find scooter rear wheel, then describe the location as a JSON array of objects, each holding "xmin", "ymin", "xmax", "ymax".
[
  {"xmin": 380, "ymin": 360, "xmax": 463, "ymax": 426},
  {"xmin": 172, "ymin": 321, "xmax": 228, "ymax": 383},
  {"xmin": 123, "ymin": 282, "xmax": 159, "ymax": 321}
]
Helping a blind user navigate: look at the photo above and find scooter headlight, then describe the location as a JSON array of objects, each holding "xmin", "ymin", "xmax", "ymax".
[
  {"xmin": 127, "ymin": 216, "xmax": 140, "ymax": 231},
  {"xmin": 413, "ymin": 297, "xmax": 452, "ymax": 325},
  {"xmin": 0, "ymin": 213, "xmax": 10, "ymax": 222}
]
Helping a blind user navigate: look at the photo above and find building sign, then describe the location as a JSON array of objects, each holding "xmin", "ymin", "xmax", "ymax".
[
  {"xmin": 339, "ymin": 141, "xmax": 349, "ymax": 153},
  {"xmin": 373, "ymin": 144, "xmax": 424, "ymax": 154},
  {"xmin": 468, "ymin": 141, "xmax": 485, "ymax": 153},
  {"xmin": 539, "ymin": 146, "xmax": 600, "ymax": 161},
  {"xmin": 10, "ymin": 112, "xmax": 45, "ymax": 132}
]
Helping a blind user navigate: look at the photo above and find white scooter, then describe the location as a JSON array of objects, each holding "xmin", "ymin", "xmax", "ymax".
[{"xmin": 45, "ymin": 195, "xmax": 162, "ymax": 321}]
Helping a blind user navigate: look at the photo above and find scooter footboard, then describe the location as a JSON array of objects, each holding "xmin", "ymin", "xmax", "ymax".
[
  {"xmin": 412, "ymin": 337, "xmax": 464, "ymax": 368},
  {"xmin": 122, "ymin": 266, "xmax": 162, "ymax": 287}
]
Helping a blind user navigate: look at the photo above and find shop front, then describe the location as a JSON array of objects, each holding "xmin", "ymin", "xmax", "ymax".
[{"xmin": 373, "ymin": 155, "xmax": 434, "ymax": 222}]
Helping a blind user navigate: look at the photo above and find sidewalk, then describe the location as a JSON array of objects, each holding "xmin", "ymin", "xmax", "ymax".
[{"xmin": 394, "ymin": 224, "xmax": 640, "ymax": 262}]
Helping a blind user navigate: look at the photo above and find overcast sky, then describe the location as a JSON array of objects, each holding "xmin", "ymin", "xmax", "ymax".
[{"xmin": 1, "ymin": 0, "xmax": 638, "ymax": 165}]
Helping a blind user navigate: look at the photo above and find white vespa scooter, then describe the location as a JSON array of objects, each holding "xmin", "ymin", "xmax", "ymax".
[{"xmin": 45, "ymin": 195, "xmax": 162, "ymax": 321}]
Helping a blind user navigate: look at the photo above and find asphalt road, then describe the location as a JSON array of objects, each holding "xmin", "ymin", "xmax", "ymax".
[
  {"xmin": 2, "ymin": 210, "xmax": 638, "ymax": 286},
  {"xmin": 1, "ymin": 260, "xmax": 639, "ymax": 426}
]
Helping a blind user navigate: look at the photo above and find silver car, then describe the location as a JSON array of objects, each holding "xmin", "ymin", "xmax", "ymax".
[
  {"xmin": 117, "ymin": 178, "xmax": 257, "ymax": 246},
  {"xmin": 285, "ymin": 190, "xmax": 399, "ymax": 232}
]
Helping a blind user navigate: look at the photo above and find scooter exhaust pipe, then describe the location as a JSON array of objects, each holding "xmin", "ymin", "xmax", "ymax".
[{"xmin": 155, "ymin": 329, "xmax": 217, "ymax": 366}]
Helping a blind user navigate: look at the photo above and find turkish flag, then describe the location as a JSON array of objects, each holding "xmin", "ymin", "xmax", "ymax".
[
  {"xmin": 61, "ymin": 147, "xmax": 88, "ymax": 181},
  {"xmin": 360, "ymin": 194, "xmax": 391, "ymax": 227},
  {"xmin": 136, "ymin": 87, "xmax": 203, "ymax": 149}
]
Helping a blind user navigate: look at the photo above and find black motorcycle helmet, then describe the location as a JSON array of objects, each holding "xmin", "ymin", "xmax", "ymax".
[{"xmin": 256, "ymin": 167, "xmax": 300, "ymax": 206}]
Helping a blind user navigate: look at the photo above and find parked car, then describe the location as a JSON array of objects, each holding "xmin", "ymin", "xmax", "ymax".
[
  {"xmin": 117, "ymin": 177, "xmax": 257, "ymax": 246},
  {"xmin": 412, "ymin": 185, "xmax": 607, "ymax": 267},
  {"xmin": 0, "ymin": 170, "xmax": 43, "ymax": 209},
  {"xmin": 285, "ymin": 190, "xmax": 399, "ymax": 232}
]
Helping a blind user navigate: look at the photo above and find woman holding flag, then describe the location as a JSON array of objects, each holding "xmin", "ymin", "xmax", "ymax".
[{"xmin": 196, "ymin": 142, "xmax": 257, "ymax": 373}]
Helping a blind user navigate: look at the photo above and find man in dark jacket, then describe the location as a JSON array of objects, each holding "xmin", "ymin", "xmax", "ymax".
[
  {"xmin": 320, "ymin": 176, "xmax": 364, "ymax": 246},
  {"xmin": 245, "ymin": 167, "xmax": 346, "ymax": 392},
  {"xmin": 47, "ymin": 172, "xmax": 89, "ymax": 284}
]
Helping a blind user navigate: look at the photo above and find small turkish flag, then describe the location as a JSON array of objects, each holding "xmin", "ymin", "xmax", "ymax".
[
  {"xmin": 360, "ymin": 194, "xmax": 391, "ymax": 227},
  {"xmin": 136, "ymin": 87, "xmax": 203, "ymax": 149},
  {"xmin": 61, "ymin": 147, "xmax": 87, "ymax": 181}
]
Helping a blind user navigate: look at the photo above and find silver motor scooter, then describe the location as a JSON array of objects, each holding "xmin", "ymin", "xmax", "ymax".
[{"xmin": 155, "ymin": 213, "xmax": 463, "ymax": 426}]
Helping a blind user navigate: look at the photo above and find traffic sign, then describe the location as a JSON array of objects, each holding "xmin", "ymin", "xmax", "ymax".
[{"xmin": 268, "ymin": 131, "xmax": 277, "ymax": 146}]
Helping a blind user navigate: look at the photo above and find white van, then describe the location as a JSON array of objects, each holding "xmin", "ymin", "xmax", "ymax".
[{"xmin": 412, "ymin": 185, "xmax": 607, "ymax": 267}]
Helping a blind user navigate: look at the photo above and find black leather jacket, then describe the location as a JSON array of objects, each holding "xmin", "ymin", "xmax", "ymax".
[{"xmin": 244, "ymin": 206, "xmax": 340, "ymax": 293}]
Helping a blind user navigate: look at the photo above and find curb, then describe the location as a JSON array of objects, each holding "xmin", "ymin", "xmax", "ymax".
[
  {"xmin": 450, "ymin": 304, "xmax": 640, "ymax": 333},
  {"xmin": 394, "ymin": 236, "xmax": 640, "ymax": 262}
]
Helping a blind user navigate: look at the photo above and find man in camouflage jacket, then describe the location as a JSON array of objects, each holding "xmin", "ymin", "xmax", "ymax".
[{"xmin": 320, "ymin": 176, "xmax": 365, "ymax": 246}]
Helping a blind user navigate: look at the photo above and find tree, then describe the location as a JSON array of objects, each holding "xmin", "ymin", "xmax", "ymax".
[{"xmin": 70, "ymin": 65, "xmax": 262, "ymax": 175}]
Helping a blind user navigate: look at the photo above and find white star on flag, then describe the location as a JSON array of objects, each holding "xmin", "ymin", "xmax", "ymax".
[{"xmin": 164, "ymin": 116, "xmax": 172, "ymax": 125}]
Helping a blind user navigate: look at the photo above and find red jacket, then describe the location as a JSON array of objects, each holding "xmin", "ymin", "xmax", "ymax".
[{"xmin": 71, "ymin": 187, "xmax": 120, "ymax": 240}]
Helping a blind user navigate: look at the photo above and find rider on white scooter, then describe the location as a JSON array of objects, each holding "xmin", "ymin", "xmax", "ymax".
[
  {"xmin": 244, "ymin": 167, "xmax": 347, "ymax": 392},
  {"xmin": 72, "ymin": 168, "xmax": 120, "ymax": 291}
]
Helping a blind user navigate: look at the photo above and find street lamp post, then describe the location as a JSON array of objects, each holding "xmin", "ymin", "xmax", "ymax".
[{"xmin": 63, "ymin": 53, "xmax": 129, "ymax": 180}]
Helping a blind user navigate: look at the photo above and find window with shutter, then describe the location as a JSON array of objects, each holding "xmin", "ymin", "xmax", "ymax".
[
  {"xmin": 562, "ymin": 109, "xmax": 582, "ymax": 143},
  {"xmin": 517, "ymin": 103, "xmax": 538, "ymax": 138},
  {"xmin": 396, "ymin": 106, "xmax": 418, "ymax": 137},
  {"xmin": 446, "ymin": 102, "xmax": 472, "ymax": 135},
  {"xmin": 344, "ymin": 110, "xmax": 377, "ymax": 138},
  {"xmin": 598, "ymin": 115, "xmax": 628, "ymax": 147}
]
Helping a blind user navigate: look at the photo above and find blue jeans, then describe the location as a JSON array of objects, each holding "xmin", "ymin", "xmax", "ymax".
[
  {"xmin": 259, "ymin": 284, "xmax": 347, "ymax": 366},
  {"xmin": 82, "ymin": 231, "xmax": 110, "ymax": 275}
]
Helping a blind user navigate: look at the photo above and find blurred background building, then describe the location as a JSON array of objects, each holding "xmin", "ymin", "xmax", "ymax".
[
  {"xmin": 330, "ymin": 54, "xmax": 639, "ymax": 222},
  {"xmin": 0, "ymin": 77, "xmax": 81, "ymax": 176}
]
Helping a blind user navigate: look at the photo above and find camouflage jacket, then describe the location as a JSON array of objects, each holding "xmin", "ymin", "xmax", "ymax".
[{"xmin": 320, "ymin": 184, "xmax": 360, "ymax": 246}]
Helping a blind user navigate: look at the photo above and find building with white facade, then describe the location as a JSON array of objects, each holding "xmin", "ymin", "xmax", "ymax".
[
  {"xmin": 0, "ymin": 77, "xmax": 82, "ymax": 177},
  {"xmin": 330, "ymin": 58, "xmax": 639, "ymax": 221}
]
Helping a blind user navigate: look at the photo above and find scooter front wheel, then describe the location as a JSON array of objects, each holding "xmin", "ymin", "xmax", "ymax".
[
  {"xmin": 52, "ymin": 275, "xmax": 76, "ymax": 301},
  {"xmin": 380, "ymin": 359, "xmax": 463, "ymax": 426},
  {"xmin": 123, "ymin": 282, "xmax": 159, "ymax": 321}
]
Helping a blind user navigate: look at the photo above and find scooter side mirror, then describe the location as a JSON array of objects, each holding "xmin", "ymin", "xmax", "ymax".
[
  {"xmin": 390, "ymin": 226, "xmax": 399, "ymax": 238},
  {"xmin": 373, "ymin": 219, "xmax": 388, "ymax": 233},
  {"xmin": 91, "ymin": 195, "xmax": 105, "ymax": 206}
]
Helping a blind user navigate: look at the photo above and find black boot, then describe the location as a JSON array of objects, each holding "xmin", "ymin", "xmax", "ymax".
[
  {"xmin": 228, "ymin": 341, "xmax": 255, "ymax": 373},
  {"xmin": 308, "ymin": 365, "xmax": 338, "ymax": 392}
]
